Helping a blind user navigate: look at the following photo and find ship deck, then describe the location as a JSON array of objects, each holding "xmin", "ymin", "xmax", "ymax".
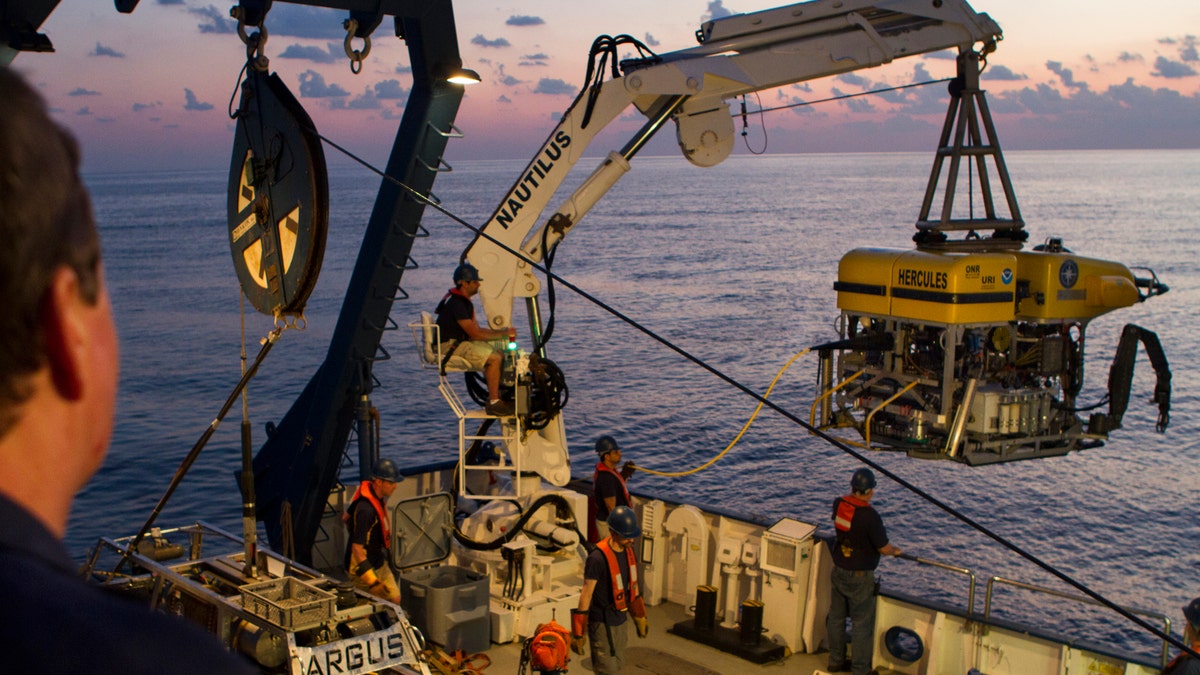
[{"xmin": 403, "ymin": 600, "xmax": 833, "ymax": 674}]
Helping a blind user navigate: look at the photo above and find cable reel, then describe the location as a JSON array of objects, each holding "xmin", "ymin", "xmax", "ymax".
[{"xmin": 227, "ymin": 67, "xmax": 329, "ymax": 318}]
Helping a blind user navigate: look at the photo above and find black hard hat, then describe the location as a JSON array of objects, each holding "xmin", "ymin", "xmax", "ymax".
[
  {"xmin": 476, "ymin": 441, "xmax": 499, "ymax": 464},
  {"xmin": 607, "ymin": 505, "xmax": 642, "ymax": 539},
  {"xmin": 851, "ymin": 468, "xmax": 876, "ymax": 493},
  {"xmin": 371, "ymin": 458, "xmax": 403, "ymax": 483},
  {"xmin": 1185, "ymin": 597, "xmax": 1200, "ymax": 626},
  {"xmin": 595, "ymin": 435, "xmax": 620, "ymax": 457},
  {"xmin": 453, "ymin": 262, "xmax": 481, "ymax": 283}
]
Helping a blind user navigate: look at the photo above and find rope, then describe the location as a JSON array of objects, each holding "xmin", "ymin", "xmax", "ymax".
[
  {"xmin": 300, "ymin": 103, "xmax": 1196, "ymax": 661},
  {"xmin": 637, "ymin": 348, "xmax": 811, "ymax": 478}
]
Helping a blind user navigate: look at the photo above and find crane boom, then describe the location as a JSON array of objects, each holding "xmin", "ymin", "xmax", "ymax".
[{"xmin": 466, "ymin": 0, "xmax": 1003, "ymax": 330}]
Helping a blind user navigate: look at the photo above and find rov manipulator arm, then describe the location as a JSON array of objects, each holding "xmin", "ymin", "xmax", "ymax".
[{"xmin": 1104, "ymin": 324, "xmax": 1171, "ymax": 433}]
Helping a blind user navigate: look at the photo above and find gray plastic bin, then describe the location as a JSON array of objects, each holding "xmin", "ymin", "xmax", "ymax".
[{"xmin": 400, "ymin": 565, "xmax": 489, "ymax": 652}]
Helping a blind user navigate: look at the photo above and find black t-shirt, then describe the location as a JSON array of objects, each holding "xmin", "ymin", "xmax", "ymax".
[
  {"xmin": 435, "ymin": 292, "xmax": 473, "ymax": 344},
  {"xmin": 348, "ymin": 496, "xmax": 390, "ymax": 568},
  {"xmin": 830, "ymin": 496, "xmax": 889, "ymax": 571},
  {"xmin": 584, "ymin": 547, "xmax": 631, "ymax": 626},
  {"xmin": 593, "ymin": 470, "xmax": 629, "ymax": 521}
]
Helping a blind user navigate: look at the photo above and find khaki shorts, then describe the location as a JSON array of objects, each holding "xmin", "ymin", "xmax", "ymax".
[{"xmin": 445, "ymin": 340, "xmax": 499, "ymax": 371}]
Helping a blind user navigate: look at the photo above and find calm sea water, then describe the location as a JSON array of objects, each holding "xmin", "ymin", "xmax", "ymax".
[{"xmin": 72, "ymin": 150, "xmax": 1200, "ymax": 659}]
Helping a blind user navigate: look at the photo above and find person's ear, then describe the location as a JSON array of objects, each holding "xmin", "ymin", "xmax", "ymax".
[{"xmin": 41, "ymin": 267, "xmax": 88, "ymax": 400}]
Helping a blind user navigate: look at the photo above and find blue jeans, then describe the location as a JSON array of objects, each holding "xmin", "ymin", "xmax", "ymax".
[{"xmin": 826, "ymin": 566, "xmax": 876, "ymax": 675}]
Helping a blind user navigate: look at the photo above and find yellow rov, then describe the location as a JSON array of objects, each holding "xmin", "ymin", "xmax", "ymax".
[{"xmin": 817, "ymin": 52, "xmax": 1170, "ymax": 465}]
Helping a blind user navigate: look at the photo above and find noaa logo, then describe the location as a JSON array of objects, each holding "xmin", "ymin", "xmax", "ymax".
[
  {"xmin": 1058, "ymin": 260, "xmax": 1079, "ymax": 288},
  {"xmin": 1001, "ymin": 268, "xmax": 1013, "ymax": 285}
]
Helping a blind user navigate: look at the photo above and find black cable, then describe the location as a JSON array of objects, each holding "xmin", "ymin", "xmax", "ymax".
[
  {"xmin": 526, "ymin": 356, "xmax": 568, "ymax": 431},
  {"xmin": 750, "ymin": 78, "xmax": 952, "ymax": 117},
  {"xmin": 453, "ymin": 493, "xmax": 574, "ymax": 551},
  {"xmin": 739, "ymin": 94, "xmax": 768, "ymax": 155},
  {"xmin": 580, "ymin": 34, "xmax": 658, "ymax": 129},
  {"xmin": 1059, "ymin": 395, "xmax": 1110, "ymax": 414},
  {"xmin": 463, "ymin": 371, "xmax": 489, "ymax": 407},
  {"xmin": 226, "ymin": 62, "xmax": 249, "ymax": 121},
  {"xmin": 535, "ymin": 225, "xmax": 558, "ymax": 353}
]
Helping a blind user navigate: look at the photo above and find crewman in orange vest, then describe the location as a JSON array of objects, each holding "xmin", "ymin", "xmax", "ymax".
[
  {"xmin": 571, "ymin": 506, "xmax": 649, "ymax": 674},
  {"xmin": 345, "ymin": 458, "xmax": 403, "ymax": 603},
  {"xmin": 827, "ymin": 468, "xmax": 902, "ymax": 675},
  {"xmin": 589, "ymin": 435, "xmax": 636, "ymax": 542}
]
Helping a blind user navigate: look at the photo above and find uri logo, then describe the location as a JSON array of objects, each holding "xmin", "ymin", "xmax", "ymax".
[{"xmin": 1058, "ymin": 260, "xmax": 1079, "ymax": 289}]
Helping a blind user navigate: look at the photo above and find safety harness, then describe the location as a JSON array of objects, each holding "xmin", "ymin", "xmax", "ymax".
[{"xmin": 435, "ymin": 288, "xmax": 473, "ymax": 374}]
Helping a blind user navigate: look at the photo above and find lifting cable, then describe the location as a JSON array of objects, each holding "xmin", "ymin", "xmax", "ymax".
[
  {"xmin": 301, "ymin": 114, "xmax": 1195, "ymax": 663},
  {"xmin": 739, "ymin": 78, "xmax": 953, "ymax": 118}
]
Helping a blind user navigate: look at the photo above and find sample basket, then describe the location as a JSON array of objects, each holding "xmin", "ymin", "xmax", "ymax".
[{"xmin": 240, "ymin": 577, "xmax": 336, "ymax": 630}]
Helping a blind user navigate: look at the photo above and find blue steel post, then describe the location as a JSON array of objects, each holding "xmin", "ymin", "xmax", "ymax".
[{"xmin": 251, "ymin": 0, "xmax": 469, "ymax": 564}]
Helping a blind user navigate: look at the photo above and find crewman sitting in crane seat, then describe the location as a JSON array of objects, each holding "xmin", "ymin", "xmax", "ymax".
[{"xmin": 435, "ymin": 262, "xmax": 519, "ymax": 417}]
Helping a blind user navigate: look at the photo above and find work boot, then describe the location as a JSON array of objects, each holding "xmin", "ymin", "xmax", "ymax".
[{"xmin": 485, "ymin": 400, "xmax": 514, "ymax": 417}]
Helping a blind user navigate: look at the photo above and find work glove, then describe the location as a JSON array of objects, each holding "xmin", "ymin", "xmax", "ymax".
[
  {"xmin": 571, "ymin": 609, "xmax": 588, "ymax": 655},
  {"xmin": 620, "ymin": 461, "xmax": 636, "ymax": 480},
  {"xmin": 570, "ymin": 633, "xmax": 587, "ymax": 655},
  {"xmin": 633, "ymin": 615, "xmax": 649, "ymax": 638}
]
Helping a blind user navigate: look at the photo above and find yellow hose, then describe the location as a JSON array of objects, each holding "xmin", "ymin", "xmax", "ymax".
[{"xmin": 636, "ymin": 348, "xmax": 811, "ymax": 478}]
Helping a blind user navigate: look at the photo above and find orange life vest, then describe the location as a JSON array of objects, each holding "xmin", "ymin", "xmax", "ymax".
[
  {"xmin": 587, "ymin": 462, "xmax": 632, "ymax": 543},
  {"xmin": 345, "ymin": 481, "xmax": 390, "ymax": 543},
  {"xmin": 834, "ymin": 494, "xmax": 868, "ymax": 533},
  {"xmin": 590, "ymin": 462, "xmax": 631, "ymax": 512},
  {"xmin": 597, "ymin": 538, "xmax": 641, "ymax": 614}
]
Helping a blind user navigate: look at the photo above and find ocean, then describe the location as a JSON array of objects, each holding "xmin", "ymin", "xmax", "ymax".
[{"xmin": 71, "ymin": 149, "xmax": 1200, "ymax": 660}]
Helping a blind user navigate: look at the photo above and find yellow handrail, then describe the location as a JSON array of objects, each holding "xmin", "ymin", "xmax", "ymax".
[{"xmin": 809, "ymin": 369, "xmax": 866, "ymax": 428}]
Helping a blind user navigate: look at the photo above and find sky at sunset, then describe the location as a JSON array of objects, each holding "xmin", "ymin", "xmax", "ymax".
[{"xmin": 11, "ymin": 0, "xmax": 1200, "ymax": 173}]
